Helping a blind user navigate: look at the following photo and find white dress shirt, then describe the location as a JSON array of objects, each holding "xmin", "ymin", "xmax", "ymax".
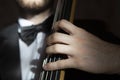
[{"xmin": 18, "ymin": 18, "xmax": 46, "ymax": 80}]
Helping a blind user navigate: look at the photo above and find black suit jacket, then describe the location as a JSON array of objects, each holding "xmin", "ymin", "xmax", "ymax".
[
  {"xmin": 0, "ymin": 23, "xmax": 21, "ymax": 80},
  {"xmin": 0, "ymin": 20, "xmax": 120, "ymax": 80}
]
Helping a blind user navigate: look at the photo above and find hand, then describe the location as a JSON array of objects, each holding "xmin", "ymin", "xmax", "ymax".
[{"xmin": 43, "ymin": 19, "xmax": 120, "ymax": 74}]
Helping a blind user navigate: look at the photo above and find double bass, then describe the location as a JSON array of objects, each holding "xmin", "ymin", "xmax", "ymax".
[
  {"xmin": 36, "ymin": 0, "xmax": 77, "ymax": 80},
  {"xmin": 40, "ymin": 0, "xmax": 120, "ymax": 80}
]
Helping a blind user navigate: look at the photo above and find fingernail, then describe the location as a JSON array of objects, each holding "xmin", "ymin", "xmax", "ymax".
[{"xmin": 43, "ymin": 64, "xmax": 47, "ymax": 70}]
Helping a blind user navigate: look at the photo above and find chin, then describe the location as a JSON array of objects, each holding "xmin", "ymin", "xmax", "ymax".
[
  {"xmin": 17, "ymin": 0, "xmax": 54, "ymax": 15},
  {"xmin": 17, "ymin": 0, "xmax": 49, "ymax": 9}
]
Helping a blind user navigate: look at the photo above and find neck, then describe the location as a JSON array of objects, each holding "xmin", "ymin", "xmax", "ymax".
[{"xmin": 21, "ymin": 9, "xmax": 52, "ymax": 25}]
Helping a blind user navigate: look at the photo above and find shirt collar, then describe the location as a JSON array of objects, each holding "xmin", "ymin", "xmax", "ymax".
[{"xmin": 18, "ymin": 18, "xmax": 34, "ymax": 27}]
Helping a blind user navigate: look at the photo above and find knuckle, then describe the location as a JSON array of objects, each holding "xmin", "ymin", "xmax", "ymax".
[
  {"xmin": 58, "ymin": 19, "xmax": 65, "ymax": 26},
  {"xmin": 52, "ymin": 33, "xmax": 59, "ymax": 41},
  {"xmin": 48, "ymin": 62, "xmax": 60, "ymax": 70},
  {"xmin": 60, "ymin": 19, "xmax": 66, "ymax": 22},
  {"xmin": 52, "ymin": 33, "xmax": 57, "ymax": 40},
  {"xmin": 77, "ymin": 27, "xmax": 86, "ymax": 33},
  {"xmin": 46, "ymin": 63, "xmax": 55, "ymax": 70},
  {"xmin": 46, "ymin": 46, "xmax": 53, "ymax": 54},
  {"xmin": 53, "ymin": 44, "xmax": 60, "ymax": 53},
  {"xmin": 57, "ymin": 62, "xmax": 62, "ymax": 69},
  {"xmin": 45, "ymin": 47, "xmax": 49, "ymax": 53},
  {"xmin": 46, "ymin": 37, "xmax": 50, "ymax": 44},
  {"xmin": 55, "ymin": 61, "xmax": 63, "ymax": 70}
]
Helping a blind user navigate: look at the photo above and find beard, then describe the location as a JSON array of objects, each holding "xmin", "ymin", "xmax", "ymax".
[
  {"xmin": 17, "ymin": 0, "xmax": 50, "ymax": 9},
  {"xmin": 16, "ymin": 0, "xmax": 54, "ymax": 15}
]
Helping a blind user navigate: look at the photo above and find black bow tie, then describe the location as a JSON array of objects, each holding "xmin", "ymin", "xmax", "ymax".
[{"xmin": 18, "ymin": 16, "xmax": 53, "ymax": 46}]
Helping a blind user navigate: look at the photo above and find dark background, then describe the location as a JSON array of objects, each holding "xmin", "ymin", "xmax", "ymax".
[
  {"xmin": 0, "ymin": 0, "xmax": 120, "ymax": 37},
  {"xmin": 0, "ymin": 0, "xmax": 18, "ymax": 27}
]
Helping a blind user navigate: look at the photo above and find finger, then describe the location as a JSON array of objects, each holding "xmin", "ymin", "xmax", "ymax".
[
  {"xmin": 47, "ymin": 32, "xmax": 73, "ymax": 46},
  {"xmin": 43, "ymin": 58, "xmax": 74, "ymax": 70},
  {"xmin": 54, "ymin": 19, "xmax": 78, "ymax": 35},
  {"xmin": 46, "ymin": 44, "xmax": 73, "ymax": 56}
]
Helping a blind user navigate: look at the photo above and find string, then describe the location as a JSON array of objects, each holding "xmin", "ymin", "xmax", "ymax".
[
  {"xmin": 51, "ymin": 0, "xmax": 67, "ymax": 80},
  {"xmin": 45, "ymin": 57, "xmax": 52, "ymax": 80},
  {"xmin": 39, "ymin": 57, "xmax": 48, "ymax": 80},
  {"xmin": 49, "ymin": 57, "xmax": 56, "ymax": 80},
  {"xmin": 48, "ymin": 0, "xmax": 63, "ymax": 80},
  {"xmin": 49, "ymin": 0, "xmax": 64, "ymax": 79},
  {"xmin": 55, "ymin": 57, "xmax": 61, "ymax": 80},
  {"xmin": 52, "ymin": 0, "xmax": 62, "ymax": 30}
]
